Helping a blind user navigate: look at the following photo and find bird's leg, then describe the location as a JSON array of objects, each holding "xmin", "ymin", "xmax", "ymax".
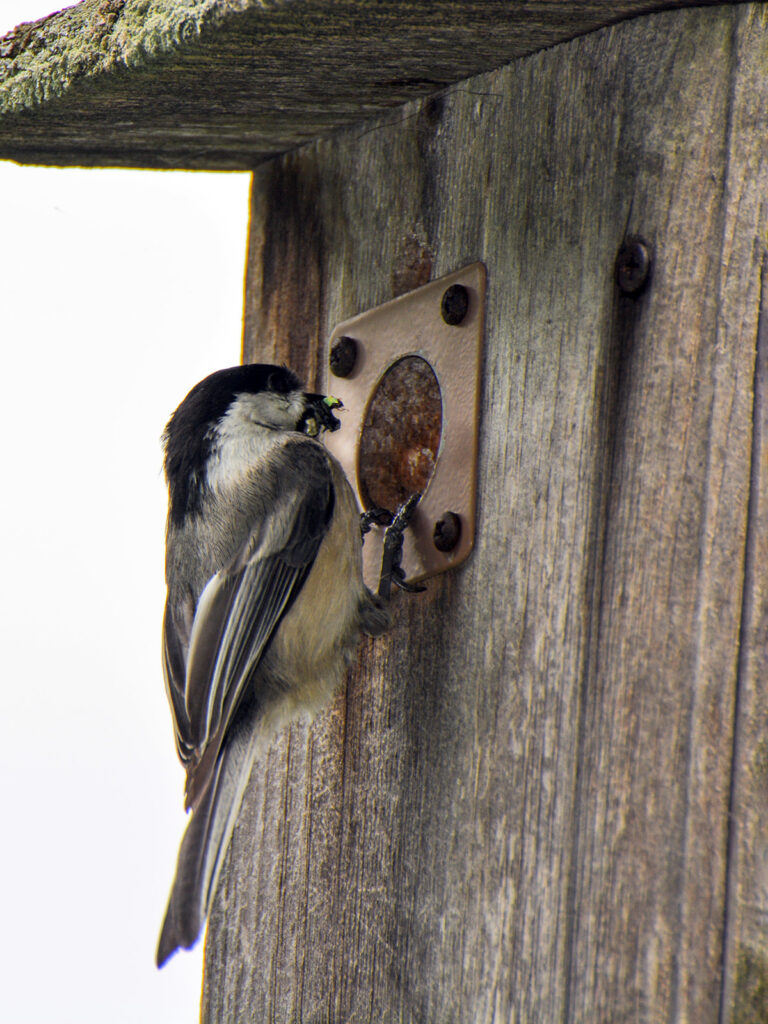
[{"xmin": 377, "ymin": 493, "xmax": 426, "ymax": 601}]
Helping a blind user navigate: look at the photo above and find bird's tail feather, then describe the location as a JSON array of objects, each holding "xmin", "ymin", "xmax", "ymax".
[{"xmin": 156, "ymin": 711, "xmax": 260, "ymax": 968}]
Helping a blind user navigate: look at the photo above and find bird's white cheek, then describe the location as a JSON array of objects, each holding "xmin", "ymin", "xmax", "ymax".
[
  {"xmin": 232, "ymin": 389, "xmax": 305, "ymax": 431},
  {"xmin": 204, "ymin": 391, "xmax": 305, "ymax": 491}
]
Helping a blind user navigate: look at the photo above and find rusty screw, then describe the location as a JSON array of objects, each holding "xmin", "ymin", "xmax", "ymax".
[
  {"xmin": 441, "ymin": 284, "xmax": 469, "ymax": 325},
  {"xmin": 330, "ymin": 335, "xmax": 358, "ymax": 377},
  {"xmin": 433, "ymin": 511, "xmax": 462, "ymax": 552},
  {"xmin": 615, "ymin": 236, "xmax": 651, "ymax": 295}
]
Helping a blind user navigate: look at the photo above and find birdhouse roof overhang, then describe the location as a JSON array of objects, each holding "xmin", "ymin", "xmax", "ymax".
[{"xmin": 0, "ymin": 0, "xmax": 735, "ymax": 170}]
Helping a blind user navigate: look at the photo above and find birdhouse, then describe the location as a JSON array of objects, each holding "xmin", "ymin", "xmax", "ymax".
[{"xmin": 2, "ymin": 1, "xmax": 766, "ymax": 1019}]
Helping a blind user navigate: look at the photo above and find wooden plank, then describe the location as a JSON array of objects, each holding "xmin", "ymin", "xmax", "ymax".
[
  {"xmin": 0, "ymin": 0, "xmax": 742, "ymax": 169},
  {"xmin": 721, "ymin": 264, "xmax": 768, "ymax": 1024},
  {"xmin": 567, "ymin": 7, "xmax": 768, "ymax": 1020},
  {"xmin": 718, "ymin": 13, "xmax": 768, "ymax": 1022},
  {"xmin": 202, "ymin": 5, "xmax": 768, "ymax": 1021}
]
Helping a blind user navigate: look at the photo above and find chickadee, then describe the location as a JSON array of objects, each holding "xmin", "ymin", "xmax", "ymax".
[{"xmin": 156, "ymin": 364, "xmax": 416, "ymax": 967}]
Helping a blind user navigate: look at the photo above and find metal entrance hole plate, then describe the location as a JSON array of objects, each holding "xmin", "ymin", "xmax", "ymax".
[{"xmin": 323, "ymin": 262, "xmax": 486, "ymax": 588}]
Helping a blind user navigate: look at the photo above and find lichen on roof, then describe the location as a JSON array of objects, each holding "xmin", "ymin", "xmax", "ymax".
[{"xmin": 0, "ymin": 0, "xmax": 250, "ymax": 112}]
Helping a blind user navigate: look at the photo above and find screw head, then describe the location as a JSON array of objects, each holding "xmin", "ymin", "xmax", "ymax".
[
  {"xmin": 615, "ymin": 236, "xmax": 651, "ymax": 295},
  {"xmin": 433, "ymin": 511, "xmax": 462, "ymax": 552},
  {"xmin": 441, "ymin": 284, "xmax": 469, "ymax": 325},
  {"xmin": 330, "ymin": 335, "xmax": 358, "ymax": 377}
]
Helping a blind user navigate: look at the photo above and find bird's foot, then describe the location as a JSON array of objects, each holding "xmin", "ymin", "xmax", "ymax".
[
  {"xmin": 360, "ymin": 506, "xmax": 394, "ymax": 539},
  {"xmin": 377, "ymin": 494, "xmax": 427, "ymax": 600}
]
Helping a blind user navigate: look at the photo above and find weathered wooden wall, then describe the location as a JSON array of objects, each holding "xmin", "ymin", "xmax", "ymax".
[{"xmin": 203, "ymin": 5, "xmax": 768, "ymax": 1021}]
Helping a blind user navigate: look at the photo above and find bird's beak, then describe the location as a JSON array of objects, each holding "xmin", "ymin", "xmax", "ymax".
[{"xmin": 299, "ymin": 393, "xmax": 343, "ymax": 437}]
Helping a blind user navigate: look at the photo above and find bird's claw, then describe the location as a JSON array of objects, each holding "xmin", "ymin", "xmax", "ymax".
[
  {"xmin": 360, "ymin": 506, "xmax": 394, "ymax": 539},
  {"xmin": 377, "ymin": 493, "xmax": 424, "ymax": 600},
  {"xmin": 390, "ymin": 562, "xmax": 427, "ymax": 594}
]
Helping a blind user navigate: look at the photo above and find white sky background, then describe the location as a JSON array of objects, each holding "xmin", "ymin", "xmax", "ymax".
[{"xmin": 0, "ymin": 5, "xmax": 252, "ymax": 1021}]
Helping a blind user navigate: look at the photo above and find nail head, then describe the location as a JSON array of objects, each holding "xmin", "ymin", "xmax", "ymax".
[
  {"xmin": 330, "ymin": 335, "xmax": 358, "ymax": 377},
  {"xmin": 616, "ymin": 237, "xmax": 651, "ymax": 295},
  {"xmin": 441, "ymin": 284, "xmax": 469, "ymax": 326},
  {"xmin": 433, "ymin": 511, "xmax": 462, "ymax": 552}
]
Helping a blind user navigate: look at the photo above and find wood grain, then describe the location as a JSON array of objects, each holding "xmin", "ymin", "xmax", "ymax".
[
  {"xmin": 718, "ymin": 13, "xmax": 768, "ymax": 1014},
  {"xmin": 203, "ymin": 5, "xmax": 768, "ymax": 1021},
  {"xmin": 721, "ymin": 260, "xmax": 768, "ymax": 1024},
  {"xmin": 0, "ymin": 0, "xmax": 743, "ymax": 169}
]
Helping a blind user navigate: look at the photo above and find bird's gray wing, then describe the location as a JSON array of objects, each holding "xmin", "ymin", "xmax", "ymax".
[
  {"xmin": 156, "ymin": 695, "xmax": 259, "ymax": 966},
  {"xmin": 162, "ymin": 593, "xmax": 196, "ymax": 766},
  {"xmin": 162, "ymin": 441, "xmax": 334, "ymax": 811}
]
